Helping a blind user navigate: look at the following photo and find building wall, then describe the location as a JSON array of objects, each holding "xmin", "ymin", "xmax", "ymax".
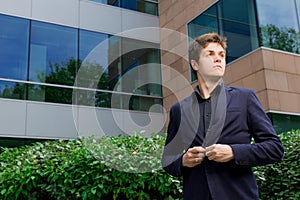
[
  {"xmin": 158, "ymin": 0, "xmax": 300, "ymax": 126},
  {"xmin": 224, "ymin": 47, "xmax": 300, "ymax": 114},
  {"xmin": 0, "ymin": 0, "xmax": 163, "ymax": 139},
  {"xmin": 159, "ymin": 0, "xmax": 218, "ymax": 123}
]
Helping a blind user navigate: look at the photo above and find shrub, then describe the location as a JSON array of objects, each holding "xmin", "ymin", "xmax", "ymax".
[
  {"xmin": 1, "ymin": 129, "xmax": 299, "ymax": 200},
  {"xmin": 0, "ymin": 133, "xmax": 182, "ymax": 200},
  {"xmin": 255, "ymin": 129, "xmax": 300, "ymax": 200}
]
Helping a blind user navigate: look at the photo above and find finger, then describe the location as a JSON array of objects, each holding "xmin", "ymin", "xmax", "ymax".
[
  {"xmin": 190, "ymin": 146, "xmax": 206, "ymax": 153},
  {"xmin": 205, "ymin": 144, "xmax": 216, "ymax": 151}
]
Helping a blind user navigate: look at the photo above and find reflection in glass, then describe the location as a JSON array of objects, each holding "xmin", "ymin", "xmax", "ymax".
[
  {"xmin": 89, "ymin": 0, "xmax": 158, "ymax": 15},
  {"xmin": 0, "ymin": 14, "xmax": 162, "ymax": 112},
  {"xmin": 187, "ymin": 0, "xmax": 259, "ymax": 81},
  {"xmin": 256, "ymin": 0, "xmax": 300, "ymax": 53},
  {"xmin": 28, "ymin": 84, "xmax": 74, "ymax": 104},
  {"xmin": 0, "ymin": 81, "xmax": 26, "ymax": 100},
  {"xmin": 79, "ymin": 30, "xmax": 112, "ymax": 91},
  {"xmin": 29, "ymin": 21, "xmax": 78, "ymax": 85},
  {"xmin": 89, "ymin": 0, "xmax": 120, "ymax": 6},
  {"xmin": 0, "ymin": 14, "xmax": 29, "ymax": 80},
  {"xmin": 269, "ymin": 113, "xmax": 300, "ymax": 134}
]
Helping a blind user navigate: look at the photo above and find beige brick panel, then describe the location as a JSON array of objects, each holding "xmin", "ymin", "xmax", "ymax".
[
  {"xmin": 256, "ymin": 90, "xmax": 269, "ymax": 111},
  {"xmin": 277, "ymin": 91, "xmax": 300, "ymax": 113},
  {"xmin": 265, "ymin": 70, "xmax": 289, "ymax": 91},
  {"xmin": 242, "ymin": 70, "xmax": 266, "ymax": 92},
  {"xmin": 287, "ymin": 73, "xmax": 300, "ymax": 94},
  {"xmin": 262, "ymin": 49, "xmax": 275, "ymax": 70},
  {"xmin": 267, "ymin": 90, "xmax": 281, "ymax": 111},
  {"xmin": 250, "ymin": 49, "xmax": 264, "ymax": 72},
  {"xmin": 295, "ymin": 55, "xmax": 300, "ymax": 75},
  {"xmin": 273, "ymin": 51, "xmax": 297, "ymax": 73}
]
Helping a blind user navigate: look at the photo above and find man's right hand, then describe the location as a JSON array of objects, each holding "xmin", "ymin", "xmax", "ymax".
[{"xmin": 182, "ymin": 146, "xmax": 206, "ymax": 167}]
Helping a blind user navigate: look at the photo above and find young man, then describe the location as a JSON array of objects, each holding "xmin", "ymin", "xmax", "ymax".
[{"xmin": 161, "ymin": 33, "xmax": 284, "ymax": 200}]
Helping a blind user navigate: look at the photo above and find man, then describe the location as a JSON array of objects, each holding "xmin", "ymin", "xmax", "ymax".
[{"xmin": 161, "ymin": 33, "xmax": 284, "ymax": 200}]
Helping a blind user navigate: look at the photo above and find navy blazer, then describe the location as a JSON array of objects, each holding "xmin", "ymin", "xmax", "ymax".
[{"xmin": 162, "ymin": 86, "xmax": 284, "ymax": 200}]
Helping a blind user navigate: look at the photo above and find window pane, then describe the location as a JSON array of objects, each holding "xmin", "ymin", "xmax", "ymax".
[
  {"xmin": 89, "ymin": 0, "xmax": 120, "ymax": 6},
  {"xmin": 137, "ymin": 0, "xmax": 158, "ymax": 15},
  {"xmin": 269, "ymin": 113, "xmax": 300, "ymax": 134},
  {"xmin": 256, "ymin": 0, "xmax": 300, "ymax": 53},
  {"xmin": 0, "ymin": 14, "xmax": 29, "ymax": 80},
  {"xmin": 221, "ymin": 0, "xmax": 259, "ymax": 62},
  {"xmin": 120, "ymin": 38, "xmax": 162, "ymax": 96},
  {"xmin": 29, "ymin": 21, "xmax": 78, "ymax": 86},
  {"xmin": 28, "ymin": 84, "xmax": 73, "ymax": 104},
  {"xmin": 89, "ymin": 0, "xmax": 158, "ymax": 15},
  {"xmin": 129, "ymin": 95, "xmax": 162, "ymax": 112},
  {"xmin": 187, "ymin": 0, "xmax": 259, "ymax": 81},
  {"xmin": 79, "ymin": 30, "xmax": 112, "ymax": 90},
  {"xmin": 188, "ymin": 11, "xmax": 218, "ymax": 40},
  {"xmin": 0, "ymin": 81, "xmax": 26, "ymax": 100}
]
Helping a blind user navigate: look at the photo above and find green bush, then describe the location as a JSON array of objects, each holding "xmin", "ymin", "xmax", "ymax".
[
  {"xmin": 0, "ymin": 133, "xmax": 182, "ymax": 200},
  {"xmin": 1, "ymin": 129, "xmax": 299, "ymax": 200},
  {"xmin": 254, "ymin": 129, "xmax": 300, "ymax": 200}
]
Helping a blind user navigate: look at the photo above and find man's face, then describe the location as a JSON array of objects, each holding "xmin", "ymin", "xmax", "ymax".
[{"xmin": 192, "ymin": 42, "xmax": 226, "ymax": 80}]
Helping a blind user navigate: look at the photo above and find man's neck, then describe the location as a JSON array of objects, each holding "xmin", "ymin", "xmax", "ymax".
[{"xmin": 197, "ymin": 76, "xmax": 222, "ymax": 99}]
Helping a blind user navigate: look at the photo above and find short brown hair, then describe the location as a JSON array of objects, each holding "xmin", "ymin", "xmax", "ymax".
[
  {"xmin": 189, "ymin": 33, "xmax": 227, "ymax": 78},
  {"xmin": 189, "ymin": 32, "xmax": 227, "ymax": 63}
]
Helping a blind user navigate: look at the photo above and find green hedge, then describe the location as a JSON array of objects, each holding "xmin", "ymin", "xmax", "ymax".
[
  {"xmin": 254, "ymin": 129, "xmax": 300, "ymax": 200},
  {"xmin": 0, "ymin": 133, "xmax": 181, "ymax": 200},
  {"xmin": 0, "ymin": 130, "xmax": 299, "ymax": 200}
]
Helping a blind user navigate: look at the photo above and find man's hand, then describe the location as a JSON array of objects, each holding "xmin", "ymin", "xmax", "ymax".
[
  {"xmin": 205, "ymin": 144, "xmax": 234, "ymax": 162},
  {"xmin": 182, "ymin": 146, "xmax": 206, "ymax": 167}
]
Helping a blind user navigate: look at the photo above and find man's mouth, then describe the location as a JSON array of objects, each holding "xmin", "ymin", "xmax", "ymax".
[{"xmin": 214, "ymin": 65, "xmax": 222, "ymax": 69}]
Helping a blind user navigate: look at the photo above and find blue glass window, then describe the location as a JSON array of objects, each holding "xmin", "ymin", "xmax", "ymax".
[
  {"xmin": 0, "ymin": 14, "xmax": 29, "ymax": 80},
  {"xmin": 79, "ymin": 30, "xmax": 111, "ymax": 91},
  {"xmin": 256, "ymin": 0, "xmax": 300, "ymax": 53},
  {"xmin": 188, "ymin": 0, "xmax": 259, "ymax": 81},
  {"xmin": 0, "ymin": 81, "xmax": 26, "ymax": 100},
  {"xmin": 268, "ymin": 113, "xmax": 300, "ymax": 134},
  {"xmin": 89, "ymin": 0, "xmax": 158, "ymax": 15},
  {"xmin": 29, "ymin": 21, "xmax": 78, "ymax": 85},
  {"xmin": 0, "ymin": 14, "xmax": 161, "ymax": 112},
  {"xmin": 28, "ymin": 21, "xmax": 78, "ymax": 103}
]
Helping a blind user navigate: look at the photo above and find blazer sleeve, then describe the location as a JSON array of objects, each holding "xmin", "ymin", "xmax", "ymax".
[
  {"xmin": 230, "ymin": 89, "xmax": 284, "ymax": 167},
  {"xmin": 161, "ymin": 103, "xmax": 184, "ymax": 177}
]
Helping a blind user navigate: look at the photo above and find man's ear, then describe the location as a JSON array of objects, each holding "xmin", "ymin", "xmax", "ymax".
[{"xmin": 190, "ymin": 60, "xmax": 199, "ymax": 71}]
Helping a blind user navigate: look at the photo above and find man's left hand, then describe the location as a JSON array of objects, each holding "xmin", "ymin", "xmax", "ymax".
[{"xmin": 205, "ymin": 144, "xmax": 234, "ymax": 162}]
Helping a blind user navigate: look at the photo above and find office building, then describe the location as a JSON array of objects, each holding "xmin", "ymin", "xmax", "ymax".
[{"xmin": 160, "ymin": 0, "xmax": 300, "ymax": 134}]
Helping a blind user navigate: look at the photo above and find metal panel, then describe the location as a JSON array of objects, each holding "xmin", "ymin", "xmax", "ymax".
[
  {"xmin": 0, "ymin": 99, "xmax": 27, "ymax": 136},
  {"xmin": 31, "ymin": 0, "xmax": 79, "ymax": 27},
  {"xmin": 121, "ymin": 9, "xmax": 160, "ymax": 43},
  {"xmin": 0, "ymin": 0, "xmax": 31, "ymax": 18},
  {"xmin": 79, "ymin": 1, "xmax": 122, "ymax": 34},
  {"xmin": 26, "ymin": 102, "xmax": 78, "ymax": 139}
]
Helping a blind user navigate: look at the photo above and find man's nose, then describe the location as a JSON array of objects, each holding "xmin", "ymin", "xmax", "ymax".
[{"xmin": 214, "ymin": 56, "xmax": 221, "ymax": 63}]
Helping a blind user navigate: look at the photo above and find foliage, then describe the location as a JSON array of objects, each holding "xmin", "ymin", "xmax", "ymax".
[
  {"xmin": 0, "ymin": 132, "xmax": 182, "ymax": 200},
  {"xmin": 1, "ymin": 129, "xmax": 300, "ymax": 200},
  {"xmin": 0, "ymin": 58, "xmax": 111, "ymax": 107},
  {"xmin": 260, "ymin": 24, "xmax": 300, "ymax": 54},
  {"xmin": 254, "ymin": 129, "xmax": 300, "ymax": 200}
]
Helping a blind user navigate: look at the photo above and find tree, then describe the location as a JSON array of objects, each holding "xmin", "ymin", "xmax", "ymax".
[{"xmin": 260, "ymin": 24, "xmax": 300, "ymax": 54}]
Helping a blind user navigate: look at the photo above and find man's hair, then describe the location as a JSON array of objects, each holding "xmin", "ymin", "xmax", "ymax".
[{"xmin": 189, "ymin": 33, "xmax": 227, "ymax": 78}]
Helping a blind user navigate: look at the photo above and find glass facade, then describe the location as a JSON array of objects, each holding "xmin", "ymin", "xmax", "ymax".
[
  {"xmin": 89, "ymin": 0, "xmax": 158, "ymax": 15},
  {"xmin": 256, "ymin": 0, "xmax": 300, "ymax": 54},
  {"xmin": 0, "ymin": 15, "xmax": 29, "ymax": 81},
  {"xmin": 187, "ymin": 0, "xmax": 259, "ymax": 81},
  {"xmin": 268, "ymin": 113, "xmax": 300, "ymax": 134},
  {"xmin": 0, "ymin": 14, "xmax": 162, "ymax": 112}
]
